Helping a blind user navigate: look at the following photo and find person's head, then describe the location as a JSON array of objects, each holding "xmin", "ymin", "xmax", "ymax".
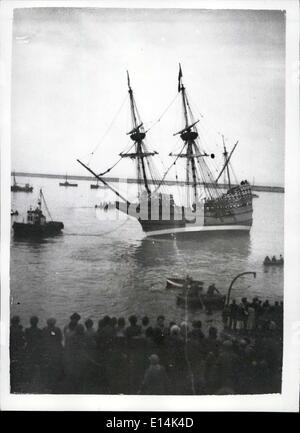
[
  {"xmin": 180, "ymin": 321, "xmax": 189, "ymax": 334},
  {"xmin": 149, "ymin": 354, "xmax": 159, "ymax": 365},
  {"xmin": 157, "ymin": 315, "xmax": 165, "ymax": 327},
  {"xmin": 70, "ymin": 312, "xmax": 81, "ymax": 324},
  {"xmin": 85, "ymin": 318, "xmax": 93, "ymax": 330},
  {"xmin": 117, "ymin": 317, "xmax": 125, "ymax": 328},
  {"xmin": 192, "ymin": 320, "xmax": 202, "ymax": 329},
  {"xmin": 11, "ymin": 315, "xmax": 20, "ymax": 326},
  {"xmin": 129, "ymin": 315, "xmax": 137, "ymax": 326},
  {"xmin": 142, "ymin": 316, "xmax": 149, "ymax": 327},
  {"xmin": 111, "ymin": 317, "xmax": 117, "ymax": 328},
  {"xmin": 275, "ymin": 301, "xmax": 279, "ymax": 307},
  {"xmin": 102, "ymin": 315, "xmax": 111, "ymax": 327},
  {"xmin": 170, "ymin": 325, "xmax": 180, "ymax": 336},
  {"xmin": 47, "ymin": 317, "xmax": 56, "ymax": 328},
  {"xmin": 208, "ymin": 326, "xmax": 218, "ymax": 339},
  {"xmin": 30, "ymin": 316, "xmax": 39, "ymax": 327}
]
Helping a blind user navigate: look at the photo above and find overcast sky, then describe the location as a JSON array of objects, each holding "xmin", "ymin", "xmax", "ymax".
[{"xmin": 11, "ymin": 7, "xmax": 285, "ymax": 186}]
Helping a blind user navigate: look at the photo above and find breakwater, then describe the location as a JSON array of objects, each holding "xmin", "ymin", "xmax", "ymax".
[{"xmin": 12, "ymin": 172, "xmax": 284, "ymax": 193}]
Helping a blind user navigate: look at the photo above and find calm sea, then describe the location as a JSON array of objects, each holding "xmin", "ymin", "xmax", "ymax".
[{"xmin": 10, "ymin": 177, "xmax": 284, "ymax": 331}]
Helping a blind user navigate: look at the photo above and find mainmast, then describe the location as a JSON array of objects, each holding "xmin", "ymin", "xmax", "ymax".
[
  {"xmin": 172, "ymin": 64, "xmax": 201, "ymax": 205},
  {"xmin": 222, "ymin": 135, "xmax": 231, "ymax": 189},
  {"xmin": 120, "ymin": 72, "xmax": 157, "ymax": 196}
]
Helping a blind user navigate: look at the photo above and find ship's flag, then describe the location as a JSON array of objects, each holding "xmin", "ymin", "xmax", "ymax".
[
  {"xmin": 178, "ymin": 64, "xmax": 183, "ymax": 92},
  {"xmin": 127, "ymin": 70, "xmax": 131, "ymax": 89}
]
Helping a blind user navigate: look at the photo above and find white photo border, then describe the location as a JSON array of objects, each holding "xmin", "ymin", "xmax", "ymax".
[{"xmin": 1, "ymin": 0, "xmax": 299, "ymax": 412}]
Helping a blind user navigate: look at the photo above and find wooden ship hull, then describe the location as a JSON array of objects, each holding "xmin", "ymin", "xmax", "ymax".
[
  {"xmin": 116, "ymin": 184, "xmax": 252, "ymax": 237},
  {"xmin": 13, "ymin": 221, "xmax": 64, "ymax": 237}
]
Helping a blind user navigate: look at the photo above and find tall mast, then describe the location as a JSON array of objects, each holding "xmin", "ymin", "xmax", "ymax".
[
  {"xmin": 222, "ymin": 135, "xmax": 231, "ymax": 189},
  {"xmin": 174, "ymin": 64, "xmax": 199, "ymax": 205},
  {"xmin": 120, "ymin": 71, "xmax": 157, "ymax": 196}
]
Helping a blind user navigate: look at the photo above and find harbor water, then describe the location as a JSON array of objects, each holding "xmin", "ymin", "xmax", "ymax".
[{"xmin": 10, "ymin": 177, "xmax": 284, "ymax": 330}]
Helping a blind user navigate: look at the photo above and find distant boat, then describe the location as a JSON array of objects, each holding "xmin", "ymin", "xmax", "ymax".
[
  {"xmin": 11, "ymin": 172, "xmax": 33, "ymax": 192},
  {"xmin": 12, "ymin": 189, "xmax": 64, "ymax": 237},
  {"xmin": 11, "ymin": 210, "xmax": 19, "ymax": 216},
  {"xmin": 90, "ymin": 180, "xmax": 107, "ymax": 189},
  {"xmin": 263, "ymin": 256, "xmax": 284, "ymax": 267},
  {"xmin": 59, "ymin": 174, "xmax": 78, "ymax": 187}
]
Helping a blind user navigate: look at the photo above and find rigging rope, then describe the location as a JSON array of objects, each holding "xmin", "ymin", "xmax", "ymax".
[
  {"xmin": 145, "ymin": 92, "xmax": 179, "ymax": 133},
  {"xmin": 153, "ymin": 142, "xmax": 186, "ymax": 194},
  {"xmin": 87, "ymin": 92, "xmax": 128, "ymax": 166},
  {"xmin": 97, "ymin": 142, "xmax": 135, "ymax": 176},
  {"xmin": 41, "ymin": 191, "xmax": 53, "ymax": 221}
]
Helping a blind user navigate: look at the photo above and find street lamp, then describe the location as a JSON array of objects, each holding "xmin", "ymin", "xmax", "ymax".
[{"xmin": 226, "ymin": 271, "xmax": 256, "ymax": 306}]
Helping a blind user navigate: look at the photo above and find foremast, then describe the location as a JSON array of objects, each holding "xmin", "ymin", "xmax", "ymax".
[{"xmin": 120, "ymin": 72, "xmax": 158, "ymax": 197}]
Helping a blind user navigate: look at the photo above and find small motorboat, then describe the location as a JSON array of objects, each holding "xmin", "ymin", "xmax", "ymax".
[
  {"xmin": 263, "ymin": 258, "xmax": 284, "ymax": 267},
  {"xmin": 166, "ymin": 277, "xmax": 226, "ymax": 310},
  {"xmin": 59, "ymin": 174, "xmax": 78, "ymax": 187},
  {"xmin": 13, "ymin": 189, "xmax": 64, "ymax": 238},
  {"xmin": 11, "ymin": 210, "xmax": 19, "ymax": 216}
]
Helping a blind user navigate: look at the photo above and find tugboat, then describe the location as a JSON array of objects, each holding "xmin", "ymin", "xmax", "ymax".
[
  {"xmin": 59, "ymin": 174, "xmax": 78, "ymax": 187},
  {"xmin": 11, "ymin": 172, "xmax": 33, "ymax": 192},
  {"xmin": 12, "ymin": 189, "xmax": 64, "ymax": 237},
  {"xmin": 78, "ymin": 65, "xmax": 253, "ymax": 237}
]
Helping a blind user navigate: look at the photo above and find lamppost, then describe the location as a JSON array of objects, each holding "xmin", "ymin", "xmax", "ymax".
[{"xmin": 226, "ymin": 271, "xmax": 256, "ymax": 306}]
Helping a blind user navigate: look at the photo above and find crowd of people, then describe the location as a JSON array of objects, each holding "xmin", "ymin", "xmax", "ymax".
[
  {"xmin": 10, "ymin": 299, "xmax": 283, "ymax": 395},
  {"xmin": 222, "ymin": 297, "xmax": 283, "ymax": 332}
]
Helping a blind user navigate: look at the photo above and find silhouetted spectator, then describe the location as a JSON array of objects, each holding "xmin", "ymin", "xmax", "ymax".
[
  {"xmin": 141, "ymin": 316, "xmax": 153, "ymax": 338},
  {"xmin": 42, "ymin": 318, "xmax": 63, "ymax": 392},
  {"xmin": 10, "ymin": 316, "xmax": 25, "ymax": 392},
  {"xmin": 139, "ymin": 354, "xmax": 169, "ymax": 395},
  {"xmin": 152, "ymin": 315, "xmax": 167, "ymax": 345},
  {"xmin": 125, "ymin": 315, "xmax": 141, "ymax": 339},
  {"xmin": 229, "ymin": 299, "xmax": 238, "ymax": 330},
  {"xmin": 24, "ymin": 316, "xmax": 43, "ymax": 385},
  {"xmin": 64, "ymin": 312, "xmax": 81, "ymax": 349},
  {"xmin": 116, "ymin": 317, "xmax": 126, "ymax": 337},
  {"xmin": 189, "ymin": 320, "xmax": 204, "ymax": 343}
]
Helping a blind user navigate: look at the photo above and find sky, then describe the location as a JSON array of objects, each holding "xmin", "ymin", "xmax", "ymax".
[{"xmin": 11, "ymin": 7, "xmax": 285, "ymax": 186}]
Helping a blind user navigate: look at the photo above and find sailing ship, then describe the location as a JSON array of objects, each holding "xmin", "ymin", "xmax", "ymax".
[
  {"xmin": 11, "ymin": 172, "xmax": 33, "ymax": 192},
  {"xmin": 78, "ymin": 66, "xmax": 253, "ymax": 237},
  {"xmin": 12, "ymin": 189, "xmax": 64, "ymax": 237},
  {"xmin": 59, "ymin": 174, "xmax": 78, "ymax": 187}
]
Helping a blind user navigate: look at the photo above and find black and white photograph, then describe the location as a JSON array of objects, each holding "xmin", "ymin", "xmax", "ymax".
[{"xmin": 1, "ymin": 0, "xmax": 299, "ymax": 412}]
